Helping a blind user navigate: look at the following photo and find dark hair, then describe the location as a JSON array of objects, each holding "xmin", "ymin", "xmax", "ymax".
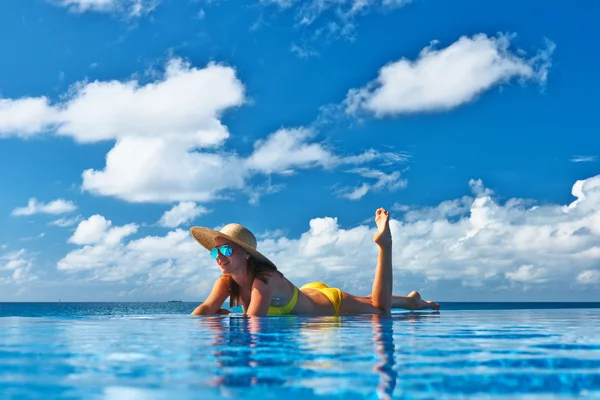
[{"xmin": 226, "ymin": 257, "xmax": 282, "ymax": 308}]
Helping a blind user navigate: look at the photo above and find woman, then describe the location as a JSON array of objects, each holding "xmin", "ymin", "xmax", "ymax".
[{"xmin": 190, "ymin": 208, "xmax": 439, "ymax": 316}]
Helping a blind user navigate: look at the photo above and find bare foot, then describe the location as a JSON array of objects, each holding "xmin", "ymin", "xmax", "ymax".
[
  {"xmin": 373, "ymin": 208, "xmax": 392, "ymax": 248},
  {"xmin": 407, "ymin": 291, "xmax": 440, "ymax": 310}
]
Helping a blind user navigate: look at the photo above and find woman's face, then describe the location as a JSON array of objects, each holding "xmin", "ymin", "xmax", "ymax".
[{"xmin": 213, "ymin": 237, "xmax": 247, "ymax": 275}]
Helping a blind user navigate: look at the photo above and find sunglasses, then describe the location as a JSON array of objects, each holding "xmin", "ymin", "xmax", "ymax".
[{"xmin": 211, "ymin": 244, "xmax": 233, "ymax": 259}]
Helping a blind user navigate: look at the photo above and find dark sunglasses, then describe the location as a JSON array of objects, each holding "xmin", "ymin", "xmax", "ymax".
[{"xmin": 211, "ymin": 244, "xmax": 233, "ymax": 259}]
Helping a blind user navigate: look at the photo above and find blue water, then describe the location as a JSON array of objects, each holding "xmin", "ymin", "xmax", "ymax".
[{"xmin": 1, "ymin": 303, "xmax": 599, "ymax": 399}]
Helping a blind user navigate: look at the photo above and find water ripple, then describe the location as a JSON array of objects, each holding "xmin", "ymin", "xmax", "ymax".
[{"xmin": 0, "ymin": 308, "xmax": 599, "ymax": 399}]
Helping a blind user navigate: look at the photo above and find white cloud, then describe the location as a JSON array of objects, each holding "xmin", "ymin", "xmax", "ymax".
[
  {"xmin": 382, "ymin": 0, "xmax": 411, "ymax": 7},
  {"xmin": 340, "ymin": 183, "xmax": 370, "ymax": 200},
  {"xmin": 0, "ymin": 58, "xmax": 243, "ymax": 145},
  {"xmin": 81, "ymin": 137, "xmax": 247, "ymax": 203},
  {"xmin": 256, "ymin": 228, "xmax": 287, "ymax": 240},
  {"xmin": 505, "ymin": 265, "xmax": 548, "ymax": 283},
  {"xmin": 0, "ymin": 58, "xmax": 244, "ymax": 203},
  {"xmin": 58, "ymin": 223, "xmax": 213, "ymax": 298},
  {"xmin": 570, "ymin": 155, "xmax": 597, "ymax": 163},
  {"xmin": 577, "ymin": 270, "xmax": 600, "ymax": 284},
  {"xmin": 55, "ymin": 174, "xmax": 600, "ymax": 301},
  {"xmin": 345, "ymin": 34, "xmax": 555, "ymax": 117},
  {"xmin": 55, "ymin": 0, "xmax": 159, "ymax": 16},
  {"xmin": 20, "ymin": 233, "xmax": 46, "ymax": 242},
  {"xmin": 68, "ymin": 215, "xmax": 138, "ymax": 246},
  {"xmin": 261, "ymin": 0, "xmax": 412, "ymax": 40},
  {"xmin": 401, "ymin": 196, "xmax": 473, "ymax": 222},
  {"xmin": 11, "ymin": 198, "xmax": 77, "ymax": 216},
  {"xmin": 0, "ymin": 248, "xmax": 37, "ymax": 286},
  {"xmin": 261, "ymin": 0, "xmax": 296, "ymax": 8},
  {"xmin": 1, "ymin": 58, "xmax": 394, "ymax": 204},
  {"xmin": 337, "ymin": 168, "xmax": 407, "ymax": 200},
  {"xmin": 58, "ymin": 59, "xmax": 243, "ymax": 145},
  {"xmin": 296, "ymin": 0, "xmax": 409, "ymax": 27},
  {"xmin": 245, "ymin": 179, "xmax": 287, "ymax": 206},
  {"xmin": 243, "ymin": 131, "xmax": 409, "ymax": 202},
  {"xmin": 158, "ymin": 202, "xmax": 209, "ymax": 228},
  {"xmin": 338, "ymin": 149, "xmax": 408, "ymax": 166},
  {"xmin": 50, "ymin": 215, "xmax": 83, "ymax": 227},
  {"xmin": 290, "ymin": 44, "xmax": 319, "ymax": 58},
  {"xmin": 245, "ymin": 128, "xmax": 336, "ymax": 174},
  {"xmin": 0, "ymin": 97, "xmax": 58, "ymax": 138},
  {"xmin": 391, "ymin": 203, "xmax": 410, "ymax": 212}
]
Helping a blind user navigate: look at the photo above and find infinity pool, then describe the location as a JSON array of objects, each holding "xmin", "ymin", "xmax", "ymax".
[{"xmin": 1, "ymin": 305, "xmax": 599, "ymax": 399}]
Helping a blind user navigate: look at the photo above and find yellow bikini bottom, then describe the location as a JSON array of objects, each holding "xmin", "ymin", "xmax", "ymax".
[
  {"xmin": 300, "ymin": 282, "xmax": 343, "ymax": 316},
  {"xmin": 266, "ymin": 282, "xmax": 343, "ymax": 316}
]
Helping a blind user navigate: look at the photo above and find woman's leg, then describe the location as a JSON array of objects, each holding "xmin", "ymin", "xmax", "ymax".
[
  {"xmin": 337, "ymin": 208, "xmax": 394, "ymax": 315},
  {"xmin": 367, "ymin": 292, "xmax": 440, "ymax": 310},
  {"xmin": 339, "ymin": 292, "xmax": 440, "ymax": 314},
  {"xmin": 371, "ymin": 208, "xmax": 393, "ymax": 313},
  {"xmin": 338, "ymin": 208, "xmax": 440, "ymax": 315}
]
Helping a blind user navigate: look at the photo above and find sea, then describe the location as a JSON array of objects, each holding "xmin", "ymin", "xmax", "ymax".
[{"xmin": 1, "ymin": 302, "xmax": 599, "ymax": 399}]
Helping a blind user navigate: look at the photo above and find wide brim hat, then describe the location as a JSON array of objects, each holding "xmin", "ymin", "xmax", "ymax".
[{"xmin": 190, "ymin": 223, "xmax": 275, "ymax": 267}]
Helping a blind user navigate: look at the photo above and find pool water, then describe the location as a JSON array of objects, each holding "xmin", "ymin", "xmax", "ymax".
[{"xmin": 1, "ymin": 304, "xmax": 599, "ymax": 399}]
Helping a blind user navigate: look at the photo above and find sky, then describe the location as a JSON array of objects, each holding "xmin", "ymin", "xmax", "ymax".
[{"xmin": 1, "ymin": 0, "xmax": 599, "ymax": 303}]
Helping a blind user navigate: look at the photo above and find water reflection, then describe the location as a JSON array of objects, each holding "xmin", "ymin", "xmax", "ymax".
[
  {"xmin": 371, "ymin": 315, "xmax": 397, "ymax": 400},
  {"xmin": 4, "ymin": 309, "xmax": 600, "ymax": 398},
  {"xmin": 198, "ymin": 312, "xmax": 440, "ymax": 397},
  {"xmin": 202, "ymin": 315, "xmax": 300, "ymax": 388}
]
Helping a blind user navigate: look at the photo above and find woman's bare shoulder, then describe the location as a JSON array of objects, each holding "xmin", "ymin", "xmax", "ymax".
[{"xmin": 216, "ymin": 274, "xmax": 231, "ymax": 291}]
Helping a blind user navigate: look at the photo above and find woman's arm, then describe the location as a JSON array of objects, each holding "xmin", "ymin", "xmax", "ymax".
[
  {"xmin": 245, "ymin": 278, "xmax": 275, "ymax": 316},
  {"xmin": 190, "ymin": 276, "xmax": 231, "ymax": 315}
]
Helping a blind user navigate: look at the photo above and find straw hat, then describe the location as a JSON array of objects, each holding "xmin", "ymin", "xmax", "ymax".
[{"xmin": 190, "ymin": 223, "xmax": 275, "ymax": 267}]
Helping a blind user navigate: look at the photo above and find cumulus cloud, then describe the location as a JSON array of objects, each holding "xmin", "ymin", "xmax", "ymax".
[
  {"xmin": 55, "ymin": 0, "xmax": 159, "ymax": 16},
  {"xmin": 0, "ymin": 98, "xmax": 58, "ymax": 138},
  {"xmin": 505, "ymin": 265, "xmax": 548, "ymax": 283},
  {"xmin": 11, "ymin": 198, "xmax": 77, "ymax": 216},
  {"xmin": 0, "ymin": 58, "xmax": 243, "ymax": 147},
  {"xmin": 58, "ymin": 219, "xmax": 213, "ymax": 297},
  {"xmin": 345, "ymin": 34, "xmax": 555, "ymax": 117},
  {"xmin": 0, "ymin": 248, "xmax": 38, "ymax": 286},
  {"xmin": 56, "ymin": 58, "xmax": 243, "ymax": 145},
  {"xmin": 68, "ymin": 215, "xmax": 138, "ymax": 246},
  {"xmin": 577, "ymin": 270, "xmax": 600, "ymax": 284},
  {"xmin": 56, "ymin": 174, "xmax": 600, "ymax": 301},
  {"xmin": 397, "ymin": 195, "xmax": 474, "ymax": 223},
  {"xmin": 82, "ymin": 138, "xmax": 246, "ymax": 203},
  {"xmin": 158, "ymin": 202, "xmax": 209, "ymax": 228},
  {"xmin": 0, "ymin": 58, "xmax": 398, "ymax": 204},
  {"xmin": 245, "ymin": 128, "xmax": 336, "ymax": 174}
]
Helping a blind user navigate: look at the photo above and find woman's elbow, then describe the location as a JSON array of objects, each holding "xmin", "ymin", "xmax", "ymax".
[
  {"xmin": 191, "ymin": 304, "xmax": 231, "ymax": 316},
  {"xmin": 191, "ymin": 304, "xmax": 210, "ymax": 315}
]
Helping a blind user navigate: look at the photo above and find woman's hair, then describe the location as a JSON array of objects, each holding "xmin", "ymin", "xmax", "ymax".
[{"xmin": 226, "ymin": 257, "xmax": 282, "ymax": 308}]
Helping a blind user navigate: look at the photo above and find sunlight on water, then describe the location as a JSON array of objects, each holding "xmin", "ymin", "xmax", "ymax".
[{"xmin": 0, "ymin": 307, "xmax": 599, "ymax": 399}]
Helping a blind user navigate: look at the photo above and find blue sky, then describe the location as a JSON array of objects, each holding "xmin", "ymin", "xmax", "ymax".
[{"xmin": 1, "ymin": 0, "xmax": 599, "ymax": 302}]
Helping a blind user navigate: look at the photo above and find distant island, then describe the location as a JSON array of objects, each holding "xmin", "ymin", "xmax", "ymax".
[{"xmin": 167, "ymin": 300, "xmax": 183, "ymax": 303}]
